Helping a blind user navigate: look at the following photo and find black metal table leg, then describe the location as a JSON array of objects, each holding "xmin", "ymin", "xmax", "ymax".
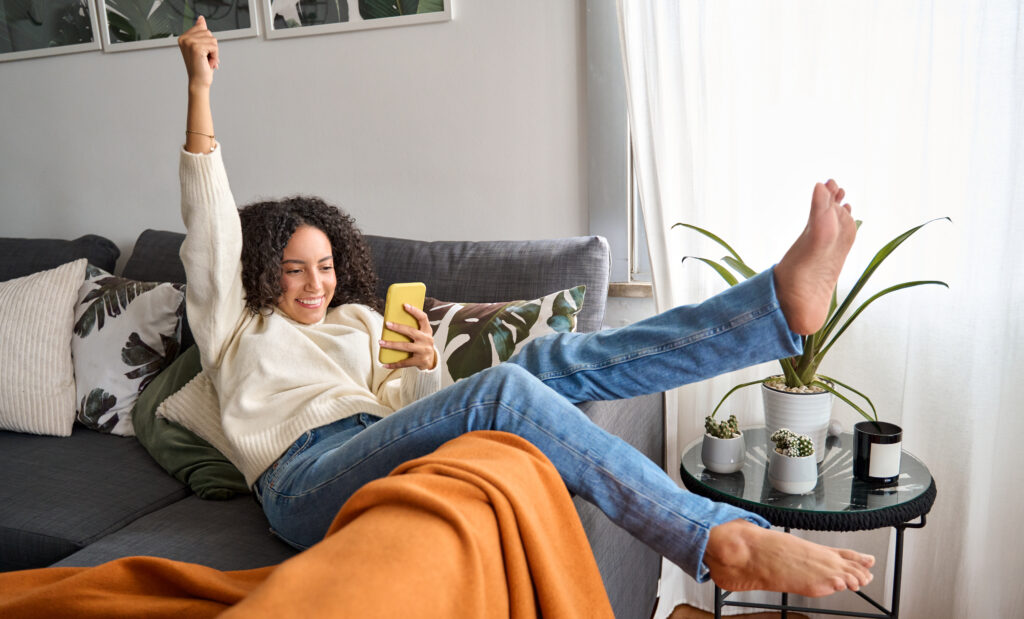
[{"xmin": 890, "ymin": 515, "xmax": 927, "ymax": 619}]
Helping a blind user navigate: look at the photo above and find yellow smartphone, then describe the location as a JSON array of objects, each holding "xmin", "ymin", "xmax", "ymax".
[{"xmin": 379, "ymin": 282, "xmax": 427, "ymax": 364}]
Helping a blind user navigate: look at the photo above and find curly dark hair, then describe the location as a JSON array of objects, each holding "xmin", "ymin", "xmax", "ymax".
[{"xmin": 238, "ymin": 196, "xmax": 383, "ymax": 315}]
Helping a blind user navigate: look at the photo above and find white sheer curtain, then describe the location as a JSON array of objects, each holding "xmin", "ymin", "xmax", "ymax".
[{"xmin": 618, "ymin": 1, "xmax": 1024, "ymax": 617}]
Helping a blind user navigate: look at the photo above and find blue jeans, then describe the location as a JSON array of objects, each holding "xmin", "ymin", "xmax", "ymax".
[{"xmin": 253, "ymin": 268, "xmax": 801, "ymax": 581}]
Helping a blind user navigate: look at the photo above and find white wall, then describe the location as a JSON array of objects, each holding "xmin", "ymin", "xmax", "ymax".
[{"xmin": 0, "ymin": 1, "xmax": 587, "ymax": 264}]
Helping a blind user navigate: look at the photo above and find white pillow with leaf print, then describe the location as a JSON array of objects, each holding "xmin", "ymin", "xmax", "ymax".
[
  {"xmin": 424, "ymin": 286, "xmax": 585, "ymax": 387},
  {"xmin": 71, "ymin": 265, "xmax": 185, "ymax": 436}
]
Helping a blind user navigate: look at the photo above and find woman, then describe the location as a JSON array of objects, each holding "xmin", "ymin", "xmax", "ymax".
[{"xmin": 178, "ymin": 17, "xmax": 874, "ymax": 598}]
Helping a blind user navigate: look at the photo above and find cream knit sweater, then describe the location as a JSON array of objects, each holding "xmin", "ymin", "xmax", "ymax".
[{"xmin": 176, "ymin": 146, "xmax": 441, "ymax": 487}]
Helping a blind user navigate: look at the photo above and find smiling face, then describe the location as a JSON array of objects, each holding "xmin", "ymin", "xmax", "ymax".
[{"xmin": 275, "ymin": 225, "xmax": 336, "ymax": 324}]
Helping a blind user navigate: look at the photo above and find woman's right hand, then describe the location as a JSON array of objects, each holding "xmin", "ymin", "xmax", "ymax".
[
  {"xmin": 178, "ymin": 16, "xmax": 219, "ymax": 90},
  {"xmin": 179, "ymin": 16, "xmax": 218, "ymax": 153}
]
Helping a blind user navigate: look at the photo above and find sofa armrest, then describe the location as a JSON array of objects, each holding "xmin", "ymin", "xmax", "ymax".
[{"xmin": 576, "ymin": 393, "xmax": 664, "ymax": 619}]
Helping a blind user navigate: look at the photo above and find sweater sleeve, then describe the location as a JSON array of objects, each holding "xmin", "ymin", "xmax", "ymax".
[
  {"xmin": 178, "ymin": 145, "xmax": 248, "ymax": 370},
  {"xmin": 358, "ymin": 308, "xmax": 443, "ymax": 409}
]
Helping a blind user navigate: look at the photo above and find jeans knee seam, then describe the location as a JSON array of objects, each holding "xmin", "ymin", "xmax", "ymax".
[{"xmin": 487, "ymin": 406, "xmax": 707, "ymax": 533}]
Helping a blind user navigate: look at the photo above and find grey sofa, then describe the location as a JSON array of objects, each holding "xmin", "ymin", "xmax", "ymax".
[{"xmin": 0, "ymin": 230, "xmax": 664, "ymax": 619}]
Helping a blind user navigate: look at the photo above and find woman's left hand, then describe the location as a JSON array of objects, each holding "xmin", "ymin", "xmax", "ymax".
[{"xmin": 380, "ymin": 304, "xmax": 437, "ymax": 371}]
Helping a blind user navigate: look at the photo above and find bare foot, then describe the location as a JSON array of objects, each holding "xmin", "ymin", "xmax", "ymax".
[
  {"xmin": 773, "ymin": 179, "xmax": 857, "ymax": 334},
  {"xmin": 704, "ymin": 519, "xmax": 875, "ymax": 597}
]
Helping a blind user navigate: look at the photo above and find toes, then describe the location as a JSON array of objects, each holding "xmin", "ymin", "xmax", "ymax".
[
  {"xmin": 831, "ymin": 575, "xmax": 848, "ymax": 594},
  {"xmin": 812, "ymin": 183, "xmax": 832, "ymax": 209},
  {"xmin": 839, "ymin": 548, "xmax": 875, "ymax": 567}
]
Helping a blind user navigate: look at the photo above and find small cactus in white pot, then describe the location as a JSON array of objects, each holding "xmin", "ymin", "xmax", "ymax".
[
  {"xmin": 768, "ymin": 428, "xmax": 818, "ymax": 494},
  {"xmin": 705, "ymin": 414, "xmax": 740, "ymax": 440},
  {"xmin": 701, "ymin": 414, "xmax": 745, "ymax": 474}
]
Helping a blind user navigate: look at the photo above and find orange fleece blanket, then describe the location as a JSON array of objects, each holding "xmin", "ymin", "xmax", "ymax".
[{"xmin": 0, "ymin": 431, "xmax": 612, "ymax": 619}]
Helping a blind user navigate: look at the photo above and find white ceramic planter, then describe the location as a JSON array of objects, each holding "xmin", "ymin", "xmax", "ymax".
[
  {"xmin": 701, "ymin": 432, "xmax": 746, "ymax": 474},
  {"xmin": 762, "ymin": 382, "xmax": 833, "ymax": 463},
  {"xmin": 768, "ymin": 449, "xmax": 818, "ymax": 494}
]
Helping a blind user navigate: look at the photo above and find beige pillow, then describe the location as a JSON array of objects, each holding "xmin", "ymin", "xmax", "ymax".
[
  {"xmin": 0, "ymin": 259, "xmax": 88, "ymax": 436},
  {"xmin": 156, "ymin": 369, "xmax": 241, "ymax": 466}
]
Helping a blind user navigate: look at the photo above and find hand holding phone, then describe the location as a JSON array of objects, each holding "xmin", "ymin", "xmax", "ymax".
[{"xmin": 379, "ymin": 282, "xmax": 428, "ymax": 365}]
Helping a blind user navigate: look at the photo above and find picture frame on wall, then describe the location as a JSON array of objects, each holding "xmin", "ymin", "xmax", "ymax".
[
  {"xmin": 0, "ymin": 0, "xmax": 102, "ymax": 62},
  {"xmin": 96, "ymin": 0, "xmax": 259, "ymax": 52},
  {"xmin": 261, "ymin": 0, "xmax": 449, "ymax": 40}
]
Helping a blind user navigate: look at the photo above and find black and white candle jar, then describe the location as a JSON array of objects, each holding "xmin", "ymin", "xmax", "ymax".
[{"xmin": 853, "ymin": 421, "xmax": 903, "ymax": 484}]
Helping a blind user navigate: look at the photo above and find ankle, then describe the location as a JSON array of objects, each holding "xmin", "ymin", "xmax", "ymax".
[{"xmin": 706, "ymin": 519, "xmax": 756, "ymax": 570}]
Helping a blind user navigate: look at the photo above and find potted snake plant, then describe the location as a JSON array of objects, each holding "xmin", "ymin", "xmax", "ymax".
[{"xmin": 680, "ymin": 217, "xmax": 948, "ymax": 461}]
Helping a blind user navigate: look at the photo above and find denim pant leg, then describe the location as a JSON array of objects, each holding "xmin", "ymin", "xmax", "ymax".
[
  {"xmin": 510, "ymin": 267, "xmax": 802, "ymax": 402},
  {"xmin": 256, "ymin": 363, "xmax": 767, "ymax": 582}
]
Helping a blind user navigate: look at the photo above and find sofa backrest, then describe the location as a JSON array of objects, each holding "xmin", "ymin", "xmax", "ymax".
[
  {"xmin": 122, "ymin": 230, "xmax": 611, "ymax": 333},
  {"xmin": 364, "ymin": 235, "xmax": 610, "ymax": 333},
  {"xmin": 0, "ymin": 235, "xmax": 120, "ymax": 283}
]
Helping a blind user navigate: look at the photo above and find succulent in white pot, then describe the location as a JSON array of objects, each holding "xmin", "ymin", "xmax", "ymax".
[
  {"xmin": 701, "ymin": 414, "xmax": 745, "ymax": 474},
  {"xmin": 767, "ymin": 428, "xmax": 818, "ymax": 495}
]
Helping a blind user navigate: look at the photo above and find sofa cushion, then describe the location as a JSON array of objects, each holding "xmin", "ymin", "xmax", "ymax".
[
  {"xmin": 122, "ymin": 230, "xmax": 195, "ymax": 353},
  {"xmin": 0, "ymin": 235, "xmax": 119, "ymax": 283},
  {"xmin": 0, "ymin": 259, "xmax": 87, "ymax": 437},
  {"xmin": 134, "ymin": 345, "xmax": 249, "ymax": 500},
  {"xmin": 366, "ymin": 235, "xmax": 610, "ymax": 333},
  {"xmin": 50, "ymin": 494, "xmax": 296, "ymax": 570},
  {"xmin": 0, "ymin": 425, "xmax": 189, "ymax": 571},
  {"xmin": 121, "ymin": 229, "xmax": 188, "ymax": 284},
  {"xmin": 425, "ymin": 286, "xmax": 585, "ymax": 386},
  {"xmin": 71, "ymin": 265, "xmax": 186, "ymax": 436}
]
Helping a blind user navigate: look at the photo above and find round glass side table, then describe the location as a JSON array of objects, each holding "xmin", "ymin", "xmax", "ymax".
[{"xmin": 679, "ymin": 427, "xmax": 936, "ymax": 619}]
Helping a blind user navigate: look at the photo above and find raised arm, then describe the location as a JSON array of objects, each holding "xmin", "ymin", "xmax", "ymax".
[
  {"xmin": 177, "ymin": 18, "xmax": 245, "ymax": 370},
  {"xmin": 179, "ymin": 16, "xmax": 219, "ymax": 154}
]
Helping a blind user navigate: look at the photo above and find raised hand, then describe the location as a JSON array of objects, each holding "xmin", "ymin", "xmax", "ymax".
[
  {"xmin": 178, "ymin": 16, "xmax": 218, "ymax": 154},
  {"xmin": 178, "ymin": 16, "xmax": 219, "ymax": 89}
]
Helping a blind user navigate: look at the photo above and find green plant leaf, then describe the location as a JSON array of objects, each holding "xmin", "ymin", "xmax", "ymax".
[
  {"xmin": 672, "ymin": 222, "xmax": 747, "ymax": 265},
  {"xmin": 681, "ymin": 257, "xmax": 738, "ymax": 286},
  {"xmin": 811, "ymin": 378, "xmax": 876, "ymax": 422},
  {"xmin": 817, "ymin": 280, "xmax": 948, "ymax": 360},
  {"xmin": 709, "ymin": 378, "xmax": 770, "ymax": 418},
  {"xmin": 722, "ymin": 256, "xmax": 757, "ymax": 279},
  {"xmin": 820, "ymin": 217, "xmax": 950, "ymax": 343},
  {"xmin": 417, "ymin": 0, "xmax": 444, "ymax": 12},
  {"xmin": 778, "ymin": 357, "xmax": 802, "ymax": 386},
  {"xmin": 817, "ymin": 374, "xmax": 877, "ymax": 420},
  {"xmin": 360, "ymin": 0, "xmax": 420, "ymax": 18}
]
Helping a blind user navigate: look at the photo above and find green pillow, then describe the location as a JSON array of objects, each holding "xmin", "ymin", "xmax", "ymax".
[{"xmin": 132, "ymin": 345, "xmax": 249, "ymax": 499}]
